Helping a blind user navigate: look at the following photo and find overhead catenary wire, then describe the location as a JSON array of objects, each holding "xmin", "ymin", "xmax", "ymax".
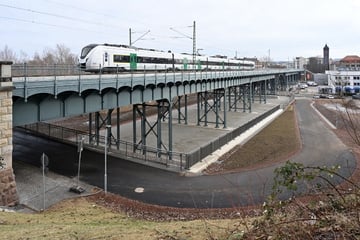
[
  {"xmin": 0, "ymin": 16, "xmax": 121, "ymax": 35},
  {"xmin": 0, "ymin": 2, "xmax": 247, "ymax": 58},
  {"xmin": 0, "ymin": 3, "xmax": 122, "ymax": 29}
]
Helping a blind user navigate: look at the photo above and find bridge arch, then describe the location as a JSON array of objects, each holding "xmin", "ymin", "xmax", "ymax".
[
  {"xmin": 39, "ymin": 95, "xmax": 63, "ymax": 121},
  {"xmin": 13, "ymin": 97, "xmax": 39, "ymax": 125},
  {"xmin": 64, "ymin": 93, "xmax": 84, "ymax": 116},
  {"xmin": 118, "ymin": 88, "xmax": 131, "ymax": 106},
  {"xmin": 102, "ymin": 88, "xmax": 118, "ymax": 109}
]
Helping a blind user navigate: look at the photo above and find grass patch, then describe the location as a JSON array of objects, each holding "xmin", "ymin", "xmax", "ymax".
[
  {"xmin": 0, "ymin": 198, "xmax": 246, "ymax": 240},
  {"xmin": 211, "ymin": 104, "xmax": 300, "ymax": 172}
]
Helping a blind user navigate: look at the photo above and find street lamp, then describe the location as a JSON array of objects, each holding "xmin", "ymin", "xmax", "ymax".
[{"xmin": 104, "ymin": 125, "xmax": 111, "ymax": 193}]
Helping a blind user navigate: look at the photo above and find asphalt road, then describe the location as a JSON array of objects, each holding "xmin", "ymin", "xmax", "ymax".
[{"xmin": 13, "ymin": 98, "xmax": 357, "ymax": 208}]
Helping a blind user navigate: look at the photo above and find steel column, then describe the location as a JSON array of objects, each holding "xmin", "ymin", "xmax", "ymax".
[
  {"xmin": 132, "ymin": 100, "xmax": 172, "ymax": 159},
  {"xmin": 223, "ymin": 88, "xmax": 227, "ymax": 129},
  {"xmin": 197, "ymin": 89, "xmax": 226, "ymax": 128},
  {"xmin": 132, "ymin": 105, "xmax": 137, "ymax": 152},
  {"xmin": 249, "ymin": 81, "xmax": 252, "ymax": 112},
  {"xmin": 92, "ymin": 109, "xmax": 114, "ymax": 146},
  {"xmin": 264, "ymin": 79, "xmax": 267, "ymax": 104},
  {"xmin": 184, "ymin": 95, "xmax": 188, "ymax": 125},
  {"xmin": 141, "ymin": 103, "xmax": 146, "ymax": 154},
  {"xmin": 173, "ymin": 95, "xmax": 188, "ymax": 124},
  {"xmin": 168, "ymin": 101, "xmax": 173, "ymax": 157},
  {"xmin": 116, "ymin": 107, "xmax": 120, "ymax": 150},
  {"xmin": 95, "ymin": 111, "xmax": 100, "ymax": 145},
  {"xmin": 89, "ymin": 112, "xmax": 93, "ymax": 144}
]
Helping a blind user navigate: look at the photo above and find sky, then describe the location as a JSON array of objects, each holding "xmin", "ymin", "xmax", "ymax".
[{"xmin": 1, "ymin": 0, "xmax": 360, "ymax": 61}]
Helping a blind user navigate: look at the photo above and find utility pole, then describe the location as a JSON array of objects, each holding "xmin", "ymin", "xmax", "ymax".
[
  {"xmin": 129, "ymin": 28, "xmax": 151, "ymax": 47},
  {"xmin": 192, "ymin": 21, "xmax": 196, "ymax": 71},
  {"xmin": 169, "ymin": 21, "xmax": 197, "ymax": 70},
  {"xmin": 129, "ymin": 28, "xmax": 132, "ymax": 47}
]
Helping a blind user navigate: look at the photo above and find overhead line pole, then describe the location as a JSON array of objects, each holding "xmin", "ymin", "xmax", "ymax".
[
  {"xmin": 129, "ymin": 28, "xmax": 132, "ymax": 47},
  {"xmin": 129, "ymin": 28, "xmax": 151, "ymax": 47},
  {"xmin": 192, "ymin": 21, "xmax": 196, "ymax": 71},
  {"xmin": 169, "ymin": 21, "xmax": 197, "ymax": 71}
]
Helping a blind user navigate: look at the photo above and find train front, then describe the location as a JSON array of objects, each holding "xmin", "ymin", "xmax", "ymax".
[{"xmin": 78, "ymin": 44, "xmax": 99, "ymax": 71}]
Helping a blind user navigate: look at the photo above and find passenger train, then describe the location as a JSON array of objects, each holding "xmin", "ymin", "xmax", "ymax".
[{"xmin": 79, "ymin": 44, "xmax": 255, "ymax": 72}]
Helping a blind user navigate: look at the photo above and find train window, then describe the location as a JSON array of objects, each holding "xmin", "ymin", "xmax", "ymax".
[
  {"xmin": 113, "ymin": 55, "xmax": 130, "ymax": 63},
  {"xmin": 80, "ymin": 45, "xmax": 97, "ymax": 59},
  {"xmin": 104, "ymin": 52, "xmax": 108, "ymax": 62},
  {"xmin": 113, "ymin": 55, "xmax": 121, "ymax": 62}
]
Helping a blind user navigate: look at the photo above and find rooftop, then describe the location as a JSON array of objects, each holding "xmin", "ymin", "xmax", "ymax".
[{"xmin": 340, "ymin": 55, "xmax": 360, "ymax": 63}]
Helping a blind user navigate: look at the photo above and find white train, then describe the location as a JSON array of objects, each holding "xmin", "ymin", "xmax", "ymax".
[{"xmin": 79, "ymin": 44, "xmax": 255, "ymax": 72}]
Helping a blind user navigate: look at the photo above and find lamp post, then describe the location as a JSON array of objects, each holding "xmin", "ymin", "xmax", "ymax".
[
  {"xmin": 76, "ymin": 136, "xmax": 84, "ymax": 187},
  {"xmin": 104, "ymin": 125, "xmax": 111, "ymax": 193}
]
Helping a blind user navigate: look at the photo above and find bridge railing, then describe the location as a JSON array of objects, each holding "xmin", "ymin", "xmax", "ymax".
[
  {"xmin": 11, "ymin": 64, "xmax": 89, "ymax": 77},
  {"xmin": 12, "ymin": 63, "xmax": 300, "ymax": 78},
  {"xmin": 19, "ymin": 122, "xmax": 188, "ymax": 171}
]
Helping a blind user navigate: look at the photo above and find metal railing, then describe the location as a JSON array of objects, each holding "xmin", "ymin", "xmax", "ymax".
[
  {"xmin": 11, "ymin": 63, "xmax": 86, "ymax": 77},
  {"xmin": 12, "ymin": 63, "xmax": 300, "ymax": 78},
  {"xmin": 20, "ymin": 122, "xmax": 188, "ymax": 171}
]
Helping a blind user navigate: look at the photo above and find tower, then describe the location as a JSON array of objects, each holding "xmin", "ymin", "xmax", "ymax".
[{"xmin": 323, "ymin": 44, "xmax": 330, "ymax": 71}]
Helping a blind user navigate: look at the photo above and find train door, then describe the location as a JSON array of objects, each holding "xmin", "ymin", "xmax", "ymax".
[
  {"xmin": 130, "ymin": 53, "xmax": 137, "ymax": 70},
  {"xmin": 183, "ymin": 58, "xmax": 188, "ymax": 70},
  {"xmin": 103, "ymin": 52, "xmax": 109, "ymax": 68},
  {"xmin": 172, "ymin": 53, "xmax": 175, "ymax": 70},
  {"xmin": 197, "ymin": 59, "xmax": 201, "ymax": 70}
]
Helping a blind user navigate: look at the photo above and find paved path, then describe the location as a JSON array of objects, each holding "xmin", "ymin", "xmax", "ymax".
[{"xmin": 12, "ymin": 97, "xmax": 357, "ymax": 210}]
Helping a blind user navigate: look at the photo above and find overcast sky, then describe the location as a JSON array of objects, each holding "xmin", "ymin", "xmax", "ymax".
[{"xmin": 1, "ymin": 0, "xmax": 360, "ymax": 61}]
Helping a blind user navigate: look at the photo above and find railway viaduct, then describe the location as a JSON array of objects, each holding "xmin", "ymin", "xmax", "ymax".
[{"xmin": 0, "ymin": 61, "xmax": 302, "ymax": 206}]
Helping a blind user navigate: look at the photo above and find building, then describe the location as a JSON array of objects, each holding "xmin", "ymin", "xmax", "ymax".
[
  {"xmin": 323, "ymin": 44, "xmax": 330, "ymax": 70},
  {"xmin": 338, "ymin": 55, "xmax": 360, "ymax": 70},
  {"xmin": 294, "ymin": 57, "xmax": 308, "ymax": 69},
  {"xmin": 301, "ymin": 44, "xmax": 331, "ymax": 73},
  {"xmin": 326, "ymin": 55, "xmax": 360, "ymax": 95}
]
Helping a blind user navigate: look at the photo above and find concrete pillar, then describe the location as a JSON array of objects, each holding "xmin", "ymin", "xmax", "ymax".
[{"xmin": 0, "ymin": 61, "xmax": 18, "ymax": 206}]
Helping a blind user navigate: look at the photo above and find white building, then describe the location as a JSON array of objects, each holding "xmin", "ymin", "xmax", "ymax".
[
  {"xmin": 294, "ymin": 57, "xmax": 308, "ymax": 69},
  {"xmin": 326, "ymin": 70, "xmax": 360, "ymax": 94},
  {"xmin": 326, "ymin": 55, "xmax": 360, "ymax": 94}
]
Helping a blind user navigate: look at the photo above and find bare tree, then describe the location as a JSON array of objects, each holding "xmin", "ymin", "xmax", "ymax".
[
  {"xmin": 0, "ymin": 45, "xmax": 18, "ymax": 62},
  {"xmin": 19, "ymin": 50, "xmax": 29, "ymax": 63},
  {"xmin": 54, "ymin": 44, "xmax": 77, "ymax": 65},
  {"xmin": 339, "ymin": 99, "xmax": 360, "ymax": 146},
  {"xmin": 41, "ymin": 47, "xmax": 57, "ymax": 65},
  {"xmin": 27, "ymin": 44, "xmax": 77, "ymax": 65}
]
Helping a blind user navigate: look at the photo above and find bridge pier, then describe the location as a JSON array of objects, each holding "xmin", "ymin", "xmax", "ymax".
[
  {"xmin": 132, "ymin": 100, "xmax": 173, "ymax": 159},
  {"xmin": 228, "ymin": 85, "xmax": 252, "ymax": 113},
  {"xmin": 90, "ymin": 109, "xmax": 116, "ymax": 147},
  {"xmin": 172, "ymin": 95, "xmax": 188, "ymax": 124},
  {"xmin": 269, "ymin": 77, "xmax": 277, "ymax": 95},
  {"xmin": 197, "ymin": 89, "xmax": 227, "ymax": 128},
  {"xmin": 0, "ymin": 61, "xmax": 18, "ymax": 206}
]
